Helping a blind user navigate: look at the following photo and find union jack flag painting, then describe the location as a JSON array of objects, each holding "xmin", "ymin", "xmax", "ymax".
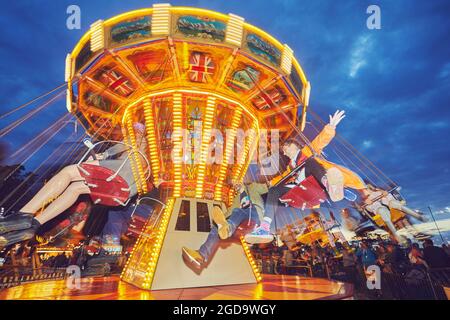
[
  {"xmin": 96, "ymin": 66, "xmax": 135, "ymax": 97},
  {"xmin": 189, "ymin": 52, "xmax": 215, "ymax": 83},
  {"xmin": 252, "ymin": 87, "xmax": 285, "ymax": 110}
]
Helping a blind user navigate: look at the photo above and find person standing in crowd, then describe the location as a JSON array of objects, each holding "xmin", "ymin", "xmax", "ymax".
[
  {"xmin": 342, "ymin": 246, "xmax": 358, "ymax": 285},
  {"xmin": 356, "ymin": 241, "xmax": 377, "ymax": 270},
  {"xmin": 408, "ymin": 243, "xmax": 428, "ymax": 270},
  {"xmin": 441, "ymin": 243, "xmax": 450, "ymax": 257},
  {"xmin": 281, "ymin": 248, "xmax": 295, "ymax": 275},
  {"xmin": 375, "ymin": 244, "xmax": 387, "ymax": 270},
  {"xmin": 422, "ymin": 239, "xmax": 450, "ymax": 268},
  {"xmin": 383, "ymin": 243, "xmax": 405, "ymax": 274}
]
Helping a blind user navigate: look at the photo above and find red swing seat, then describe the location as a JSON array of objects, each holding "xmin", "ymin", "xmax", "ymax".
[
  {"xmin": 78, "ymin": 163, "xmax": 130, "ymax": 207},
  {"xmin": 279, "ymin": 175, "xmax": 327, "ymax": 209}
]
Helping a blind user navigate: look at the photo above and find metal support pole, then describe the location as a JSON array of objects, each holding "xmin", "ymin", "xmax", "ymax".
[{"xmin": 428, "ymin": 206, "xmax": 445, "ymax": 244}]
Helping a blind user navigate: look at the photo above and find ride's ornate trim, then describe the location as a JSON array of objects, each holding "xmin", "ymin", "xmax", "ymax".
[
  {"xmin": 142, "ymin": 198, "xmax": 174, "ymax": 289},
  {"xmin": 281, "ymin": 44, "xmax": 294, "ymax": 75},
  {"xmin": 300, "ymin": 81, "xmax": 311, "ymax": 130},
  {"xmin": 225, "ymin": 14, "xmax": 245, "ymax": 47},
  {"xmin": 240, "ymin": 236, "xmax": 262, "ymax": 282},
  {"xmin": 172, "ymin": 93, "xmax": 183, "ymax": 197},
  {"xmin": 214, "ymin": 107, "xmax": 243, "ymax": 201},
  {"xmin": 65, "ymin": 54, "xmax": 72, "ymax": 82},
  {"xmin": 143, "ymin": 98, "xmax": 161, "ymax": 185},
  {"xmin": 195, "ymin": 96, "xmax": 216, "ymax": 198},
  {"xmin": 66, "ymin": 88, "xmax": 72, "ymax": 113},
  {"xmin": 90, "ymin": 20, "xmax": 105, "ymax": 52},
  {"xmin": 151, "ymin": 3, "xmax": 171, "ymax": 36}
]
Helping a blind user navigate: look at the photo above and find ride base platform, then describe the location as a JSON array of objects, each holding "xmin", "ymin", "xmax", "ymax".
[{"xmin": 0, "ymin": 275, "xmax": 353, "ymax": 300}]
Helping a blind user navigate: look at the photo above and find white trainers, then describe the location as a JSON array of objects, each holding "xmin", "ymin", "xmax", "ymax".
[{"xmin": 244, "ymin": 225, "xmax": 274, "ymax": 244}]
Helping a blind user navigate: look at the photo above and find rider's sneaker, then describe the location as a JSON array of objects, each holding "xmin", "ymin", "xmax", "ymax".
[
  {"xmin": 211, "ymin": 206, "xmax": 231, "ymax": 240},
  {"xmin": 0, "ymin": 213, "xmax": 34, "ymax": 234},
  {"xmin": 182, "ymin": 246, "xmax": 204, "ymax": 271},
  {"xmin": 244, "ymin": 224, "xmax": 274, "ymax": 244}
]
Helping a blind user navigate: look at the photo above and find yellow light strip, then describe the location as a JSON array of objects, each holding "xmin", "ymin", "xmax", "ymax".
[
  {"xmin": 66, "ymin": 87, "xmax": 72, "ymax": 113},
  {"xmin": 281, "ymin": 44, "xmax": 294, "ymax": 75},
  {"xmin": 302, "ymin": 81, "xmax": 311, "ymax": 107},
  {"xmin": 151, "ymin": 3, "xmax": 171, "ymax": 36},
  {"xmin": 65, "ymin": 54, "xmax": 72, "ymax": 82},
  {"xmin": 171, "ymin": 7, "xmax": 229, "ymax": 21},
  {"xmin": 143, "ymin": 98, "xmax": 160, "ymax": 185},
  {"xmin": 90, "ymin": 20, "xmax": 105, "ymax": 52},
  {"xmin": 125, "ymin": 117, "xmax": 148, "ymax": 194},
  {"xmin": 300, "ymin": 81, "xmax": 311, "ymax": 131},
  {"xmin": 182, "ymin": 42, "xmax": 189, "ymax": 70},
  {"xmin": 126, "ymin": 119, "xmax": 144, "ymax": 193},
  {"xmin": 240, "ymin": 236, "xmax": 262, "ymax": 282},
  {"xmin": 133, "ymin": 127, "xmax": 149, "ymax": 194},
  {"xmin": 172, "ymin": 93, "xmax": 183, "ymax": 197},
  {"xmin": 225, "ymin": 14, "xmax": 245, "ymax": 47},
  {"xmin": 120, "ymin": 201, "xmax": 154, "ymax": 280},
  {"xmin": 123, "ymin": 120, "xmax": 142, "ymax": 194},
  {"xmin": 195, "ymin": 96, "xmax": 216, "ymax": 198},
  {"xmin": 142, "ymin": 198, "xmax": 174, "ymax": 289},
  {"xmin": 214, "ymin": 107, "xmax": 242, "ymax": 201},
  {"xmin": 168, "ymin": 37, "xmax": 181, "ymax": 82}
]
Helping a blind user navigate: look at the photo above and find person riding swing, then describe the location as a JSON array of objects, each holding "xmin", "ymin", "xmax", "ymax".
[
  {"xmin": 244, "ymin": 110, "xmax": 367, "ymax": 244},
  {"xmin": 0, "ymin": 123, "xmax": 149, "ymax": 248}
]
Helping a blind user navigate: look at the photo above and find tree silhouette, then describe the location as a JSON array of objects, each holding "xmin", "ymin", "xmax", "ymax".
[{"xmin": 0, "ymin": 164, "xmax": 38, "ymax": 213}]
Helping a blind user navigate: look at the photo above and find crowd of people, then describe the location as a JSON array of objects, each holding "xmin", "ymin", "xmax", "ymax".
[
  {"xmin": 252, "ymin": 237, "xmax": 450, "ymax": 299},
  {"xmin": 0, "ymin": 236, "xmax": 127, "ymax": 279}
]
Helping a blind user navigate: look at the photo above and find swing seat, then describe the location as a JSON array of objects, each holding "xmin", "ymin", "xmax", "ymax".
[
  {"xmin": 296, "ymin": 229, "xmax": 326, "ymax": 245},
  {"xmin": 78, "ymin": 163, "xmax": 130, "ymax": 207},
  {"xmin": 390, "ymin": 208, "xmax": 406, "ymax": 223},
  {"xmin": 279, "ymin": 176, "xmax": 327, "ymax": 209}
]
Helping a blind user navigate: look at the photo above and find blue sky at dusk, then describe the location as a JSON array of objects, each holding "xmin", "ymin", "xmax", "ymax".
[{"xmin": 0, "ymin": 0, "xmax": 449, "ymax": 218}]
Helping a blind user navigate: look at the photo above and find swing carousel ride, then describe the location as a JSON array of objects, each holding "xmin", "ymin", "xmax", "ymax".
[{"xmin": 0, "ymin": 4, "xmax": 437, "ymax": 300}]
